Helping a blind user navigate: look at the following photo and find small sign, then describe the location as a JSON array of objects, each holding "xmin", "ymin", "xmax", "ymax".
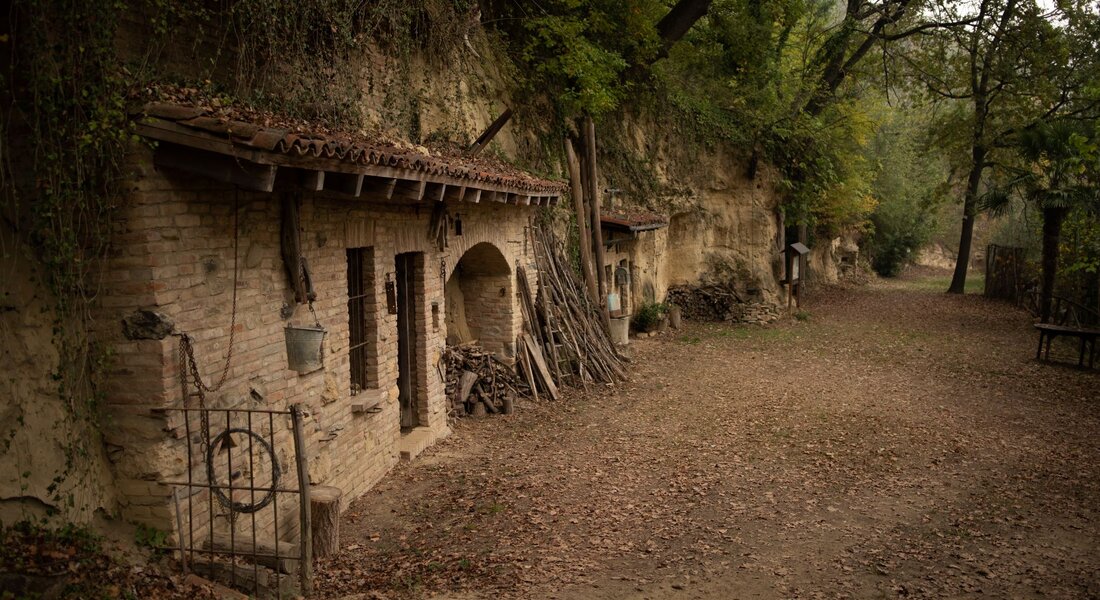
[{"xmin": 385, "ymin": 279, "xmax": 398, "ymax": 314}]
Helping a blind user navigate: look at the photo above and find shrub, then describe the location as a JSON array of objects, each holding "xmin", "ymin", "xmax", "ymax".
[{"xmin": 632, "ymin": 302, "xmax": 667, "ymax": 331}]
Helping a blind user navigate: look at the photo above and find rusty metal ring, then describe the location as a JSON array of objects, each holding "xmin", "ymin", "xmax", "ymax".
[{"xmin": 206, "ymin": 428, "xmax": 281, "ymax": 514}]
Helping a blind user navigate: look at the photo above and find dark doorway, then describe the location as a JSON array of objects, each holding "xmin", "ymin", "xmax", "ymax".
[{"xmin": 396, "ymin": 252, "xmax": 421, "ymax": 430}]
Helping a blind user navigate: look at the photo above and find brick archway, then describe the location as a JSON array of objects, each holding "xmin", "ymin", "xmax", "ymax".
[{"xmin": 445, "ymin": 242, "xmax": 514, "ymax": 356}]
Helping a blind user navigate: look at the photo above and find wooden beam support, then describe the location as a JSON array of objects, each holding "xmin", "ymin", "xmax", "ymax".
[
  {"xmin": 393, "ymin": 180, "xmax": 428, "ymax": 201},
  {"xmin": 466, "ymin": 108, "xmax": 513, "ymax": 157},
  {"xmin": 362, "ymin": 176, "xmax": 397, "ymax": 199},
  {"xmin": 505, "ymin": 193, "xmax": 519, "ymax": 205},
  {"xmin": 519, "ymin": 195, "xmax": 532, "ymax": 206},
  {"xmin": 426, "ymin": 182, "xmax": 447, "ymax": 203},
  {"xmin": 274, "ymin": 168, "xmax": 324, "ymax": 191},
  {"xmin": 324, "ymin": 171, "xmax": 364, "ymax": 196},
  {"xmin": 443, "ymin": 185, "xmax": 466, "ymax": 203},
  {"xmin": 301, "ymin": 170, "xmax": 324, "ymax": 191},
  {"xmin": 140, "ymin": 118, "xmax": 565, "ymax": 200},
  {"xmin": 463, "ymin": 189, "xmax": 482, "ymax": 204},
  {"xmin": 154, "ymin": 143, "xmax": 277, "ymax": 192}
]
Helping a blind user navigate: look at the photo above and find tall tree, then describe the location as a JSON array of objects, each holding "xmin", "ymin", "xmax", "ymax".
[
  {"xmin": 901, "ymin": 0, "xmax": 1100, "ymax": 292},
  {"xmin": 985, "ymin": 123, "xmax": 1100, "ymax": 321}
]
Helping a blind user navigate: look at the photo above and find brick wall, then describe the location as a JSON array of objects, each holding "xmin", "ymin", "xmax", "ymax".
[
  {"xmin": 448, "ymin": 242, "xmax": 516, "ymax": 357},
  {"xmin": 97, "ymin": 149, "xmax": 537, "ymax": 546}
]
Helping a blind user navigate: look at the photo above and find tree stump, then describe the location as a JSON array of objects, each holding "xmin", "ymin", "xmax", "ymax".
[{"xmin": 309, "ymin": 485, "xmax": 343, "ymax": 559}]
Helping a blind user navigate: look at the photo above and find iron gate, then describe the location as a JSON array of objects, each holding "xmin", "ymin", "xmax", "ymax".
[{"xmin": 159, "ymin": 405, "xmax": 312, "ymax": 598}]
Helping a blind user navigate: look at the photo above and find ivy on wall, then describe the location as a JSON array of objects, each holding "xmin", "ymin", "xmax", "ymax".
[{"xmin": 0, "ymin": 0, "xmax": 476, "ymax": 518}]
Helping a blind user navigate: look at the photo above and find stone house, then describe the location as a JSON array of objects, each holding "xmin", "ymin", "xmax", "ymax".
[
  {"xmin": 98, "ymin": 103, "xmax": 563, "ymax": 540},
  {"xmin": 600, "ymin": 210, "xmax": 669, "ymax": 317}
]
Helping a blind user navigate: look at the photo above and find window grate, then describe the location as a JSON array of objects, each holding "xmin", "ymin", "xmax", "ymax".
[{"xmin": 347, "ymin": 248, "xmax": 371, "ymax": 393}]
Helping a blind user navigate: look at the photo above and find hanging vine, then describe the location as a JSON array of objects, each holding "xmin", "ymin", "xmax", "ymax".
[
  {"xmin": 0, "ymin": 0, "xmax": 477, "ymax": 517},
  {"xmin": 0, "ymin": 0, "xmax": 133, "ymax": 514}
]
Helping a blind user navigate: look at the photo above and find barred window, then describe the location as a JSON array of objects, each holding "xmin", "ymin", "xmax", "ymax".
[{"xmin": 346, "ymin": 247, "xmax": 373, "ymax": 394}]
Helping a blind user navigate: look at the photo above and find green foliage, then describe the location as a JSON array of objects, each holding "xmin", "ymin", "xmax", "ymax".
[
  {"xmin": 865, "ymin": 106, "xmax": 951, "ymax": 277},
  {"xmin": 133, "ymin": 523, "xmax": 169, "ymax": 550},
  {"xmin": 521, "ymin": 14, "xmax": 629, "ymax": 118},
  {"xmin": 0, "ymin": 520, "xmax": 104, "ymax": 567},
  {"xmin": 632, "ymin": 301, "xmax": 668, "ymax": 331},
  {"xmin": 510, "ymin": 0, "xmax": 662, "ymax": 119}
]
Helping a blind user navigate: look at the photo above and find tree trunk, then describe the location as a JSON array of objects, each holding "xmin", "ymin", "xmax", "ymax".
[
  {"xmin": 1039, "ymin": 206, "xmax": 1067, "ymax": 323},
  {"xmin": 655, "ymin": 0, "xmax": 714, "ymax": 55},
  {"xmin": 309, "ymin": 485, "xmax": 343, "ymax": 559},
  {"xmin": 564, "ymin": 137, "xmax": 599, "ymax": 307},
  {"xmin": 948, "ymin": 145, "xmax": 987, "ymax": 294},
  {"xmin": 584, "ymin": 117, "xmax": 611, "ymax": 332}
]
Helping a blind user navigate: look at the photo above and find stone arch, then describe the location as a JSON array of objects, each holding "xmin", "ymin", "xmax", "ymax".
[{"xmin": 445, "ymin": 242, "xmax": 514, "ymax": 356}]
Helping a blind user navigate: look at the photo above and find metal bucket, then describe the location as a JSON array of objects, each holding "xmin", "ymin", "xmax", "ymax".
[
  {"xmin": 609, "ymin": 316, "xmax": 630, "ymax": 346},
  {"xmin": 285, "ymin": 325, "xmax": 326, "ymax": 373}
]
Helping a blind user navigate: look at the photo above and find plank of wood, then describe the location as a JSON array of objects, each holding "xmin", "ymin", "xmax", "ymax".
[
  {"xmin": 201, "ymin": 533, "xmax": 297, "ymax": 574},
  {"xmin": 517, "ymin": 343, "xmax": 538, "ymax": 402},
  {"xmin": 523, "ymin": 333, "xmax": 559, "ymax": 400},
  {"xmin": 154, "ymin": 143, "xmax": 277, "ymax": 192},
  {"xmin": 457, "ymin": 370, "xmax": 479, "ymax": 405}
]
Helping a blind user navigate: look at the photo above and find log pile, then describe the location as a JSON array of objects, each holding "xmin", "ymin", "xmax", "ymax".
[
  {"xmin": 443, "ymin": 344, "xmax": 525, "ymax": 417},
  {"xmin": 519, "ymin": 225, "xmax": 627, "ymax": 391},
  {"xmin": 666, "ymin": 284, "xmax": 780, "ymax": 324}
]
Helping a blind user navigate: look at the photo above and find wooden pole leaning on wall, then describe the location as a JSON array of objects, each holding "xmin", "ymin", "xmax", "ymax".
[
  {"xmin": 583, "ymin": 116, "xmax": 611, "ymax": 332},
  {"xmin": 290, "ymin": 404, "xmax": 313, "ymax": 597},
  {"xmin": 564, "ymin": 137, "xmax": 599, "ymax": 308}
]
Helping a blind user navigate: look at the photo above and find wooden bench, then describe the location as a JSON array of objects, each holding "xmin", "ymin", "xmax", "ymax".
[{"xmin": 1035, "ymin": 323, "xmax": 1100, "ymax": 368}]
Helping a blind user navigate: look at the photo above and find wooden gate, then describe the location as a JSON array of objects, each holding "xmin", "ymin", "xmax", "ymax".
[{"xmin": 984, "ymin": 244, "xmax": 1031, "ymax": 303}]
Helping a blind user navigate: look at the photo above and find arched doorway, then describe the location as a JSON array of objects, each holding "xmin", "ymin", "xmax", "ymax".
[{"xmin": 445, "ymin": 242, "xmax": 514, "ymax": 357}]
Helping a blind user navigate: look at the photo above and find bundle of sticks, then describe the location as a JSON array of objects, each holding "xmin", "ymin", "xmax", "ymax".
[
  {"xmin": 517, "ymin": 224, "xmax": 627, "ymax": 394},
  {"xmin": 443, "ymin": 343, "xmax": 527, "ymax": 418}
]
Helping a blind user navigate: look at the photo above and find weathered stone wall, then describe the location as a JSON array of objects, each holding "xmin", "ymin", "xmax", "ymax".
[
  {"xmin": 0, "ymin": 221, "xmax": 119, "ymax": 524},
  {"xmin": 94, "ymin": 147, "xmax": 536, "ymax": 543}
]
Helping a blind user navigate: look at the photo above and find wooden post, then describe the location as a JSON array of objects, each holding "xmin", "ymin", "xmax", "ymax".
[
  {"xmin": 309, "ymin": 486, "xmax": 343, "ymax": 559},
  {"xmin": 584, "ymin": 117, "xmax": 611, "ymax": 331},
  {"xmin": 797, "ymin": 223, "xmax": 808, "ymax": 299},
  {"xmin": 564, "ymin": 137, "xmax": 599, "ymax": 307},
  {"xmin": 290, "ymin": 404, "xmax": 313, "ymax": 597}
]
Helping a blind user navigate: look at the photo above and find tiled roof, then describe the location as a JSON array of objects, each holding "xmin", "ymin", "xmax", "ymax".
[
  {"xmin": 601, "ymin": 210, "xmax": 668, "ymax": 232},
  {"xmin": 137, "ymin": 102, "xmax": 566, "ymax": 198}
]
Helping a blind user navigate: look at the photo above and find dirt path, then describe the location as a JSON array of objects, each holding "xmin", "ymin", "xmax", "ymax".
[{"xmin": 316, "ymin": 271, "xmax": 1100, "ymax": 599}]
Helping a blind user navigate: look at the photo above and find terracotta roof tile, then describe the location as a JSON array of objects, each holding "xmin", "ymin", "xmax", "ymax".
[{"xmin": 140, "ymin": 102, "xmax": 566, "ymax": 196}]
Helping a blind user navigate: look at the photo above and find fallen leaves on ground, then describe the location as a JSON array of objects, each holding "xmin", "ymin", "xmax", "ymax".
[{"xmin": 315, "ymin": 269, "xmax": 1100, "ymax": 599}]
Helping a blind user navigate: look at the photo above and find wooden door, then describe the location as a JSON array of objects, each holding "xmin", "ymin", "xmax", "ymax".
[{"xmin": 396, "ymin": 253, "xmax": 420, "ymax": 430}]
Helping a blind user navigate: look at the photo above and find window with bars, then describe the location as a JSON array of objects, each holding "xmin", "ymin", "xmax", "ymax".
[{"xmin": 346, "ymin": 247, "xmax": 373, "ymax": 394}]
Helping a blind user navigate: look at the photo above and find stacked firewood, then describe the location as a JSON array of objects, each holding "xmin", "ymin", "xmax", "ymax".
[
  {"xmin": 518, "ymin": 225, "xmax": 627, "ymax": 392},
  {"xmin": 666, "ymin": 283, "xmax": 744, "ymax": 321},
  {"xmin": 666, "ymin": 284, "xmax": 779, "ymax": 324},
  {"xmin": 443, "ymin": 344, "xmax": 527, "ymax": 418}
]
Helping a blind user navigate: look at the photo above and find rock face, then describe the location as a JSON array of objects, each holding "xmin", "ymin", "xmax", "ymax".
[{"xmin": 122, "ymin": 309, "xmax": 175, "ymax": 340}]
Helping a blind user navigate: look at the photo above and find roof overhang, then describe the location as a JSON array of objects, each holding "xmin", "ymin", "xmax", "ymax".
[
  {"xmin": 600, "ymin": 215, "xmax": 669, "ymax": 234},
  {"xmin": 135, "ymin": 108, "xmax": 565, "ymax": 207}
]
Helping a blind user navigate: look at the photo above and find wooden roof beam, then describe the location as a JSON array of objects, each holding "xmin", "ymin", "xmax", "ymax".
[
  {"xmin": 443, "ymin": 185, "xmax": 466, "ymax": 203},
  {"xmin": 393, "ymin": 180, "xmax": 427, "ymax": 201},
  {"xmin": 154, "ymin": 143, "xmax": 277, "ymax": 192},
  {"xmin": 361, "ymin": 176, "xmax": 397, "ymax": 199},
  {"xmin": 425, "ymin": 182, "xmax": 447, "ymax": 203},
  {"xmin": 463, "ymin": 189, "xmax": 482, "ymax": 204},
  {"xmin": 324, "ymin": 172, "xmax": 364, "ymax": 197}
]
